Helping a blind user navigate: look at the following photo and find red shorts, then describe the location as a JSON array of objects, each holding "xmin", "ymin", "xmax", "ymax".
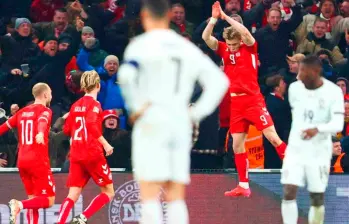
[
  {"xmin": 230, "ymin": 94, "xmax": 274, "ymax": 133},
  {"xmin": 19, "ymin": 166, "xmax": 55, "ymax": 197},
  {"xmin": 67, "ymin": 157, "xmax": 113, "ymax": 188}
]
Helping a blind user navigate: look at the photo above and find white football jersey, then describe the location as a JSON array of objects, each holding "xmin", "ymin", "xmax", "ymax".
[
  {"xmin": 118, "ymin": 29, "xmax": 229, "ymax": 123},
  {"xmin": 287, "ymin": 79, "xmax": 344, "ymax": 160}
]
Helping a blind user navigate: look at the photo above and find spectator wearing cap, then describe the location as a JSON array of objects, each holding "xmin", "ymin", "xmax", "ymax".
[
  {"xmin": 0, "ymin": 18, "xmax": 40, "ymax": 79},
  {"xmin": 296, "ymin": 17, "xmax": 345, "ymax": 65},
  {"xmin": 81, "ymin": 26, "xmax": 95, "ymax": 44},
  {"xmin": 30, "ymin": 0, "xmax": 64, "ymax": 23},
  {"xmin": 102, "ymin": 109, "xmax": 131, "ymax": 169},
  {"xmin": 32, "ymin": 8, "xmax": 80, "ymax": 43},
  {"xmin": 97, "ymin": 55, "xmax": 127, "ymax": 129},
  {"xmin": 254, "ymin": 3, "xmax": 302, "ymax": 78},
  {"xmin": 285, "ymin": 53, "xmax": 305, "ymax": 83},
  {"xmin": 76, "ymin": 36, "xmax": 108, "ymax": 76},
  {"xmin": 295, "ymin": 0, "xmax": 349, "ymax": 46},
  {"xmin": 264, "ymin": 74, "xmax": 291, "ymax": 168},
  {"xmin": 170, "ymin": 3, "xmax": 195, "ymax": 38}
]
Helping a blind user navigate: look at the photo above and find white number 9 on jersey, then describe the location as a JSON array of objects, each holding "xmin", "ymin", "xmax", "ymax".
[{"xmin": 73, "ymin": 117, "xmax": 87, "ymax": 141}]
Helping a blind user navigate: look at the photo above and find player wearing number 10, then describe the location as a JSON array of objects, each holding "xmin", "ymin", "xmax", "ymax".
[
  {"xmin": 0, "ymin": 83, "xmax": 55, "ymax": 224},
  {"xmin": 202, "ymin": 1, "xmax": 287, "ymax": 197},
  {"xmin": 57, "ymin": 71, "xmax": 115, "ymax": 224}
]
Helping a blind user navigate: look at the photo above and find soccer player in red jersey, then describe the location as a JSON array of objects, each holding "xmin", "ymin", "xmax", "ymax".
[
  {"xmin": 202, "ymin": 1, "xmax": 287, "ymax": 197},
  {"xmin": 0, "ymin": 83, "xmax": 55, "ymax": 224},
  {"xmin": 57, "ymin": 71, "xmax": 114, "ymax": 224}
]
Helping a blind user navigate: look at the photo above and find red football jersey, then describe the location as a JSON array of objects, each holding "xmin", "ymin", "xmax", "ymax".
[
  {"xmin": 216, "ymin": 41, "xmax": 261, "ymax": 95},
  {"xmin": 4, "ymin": 104, "xmax": 52, "ymax": 168},
  {"xmin": 64, "ymin": 95, "xmax": 104, "ymax": 162}
]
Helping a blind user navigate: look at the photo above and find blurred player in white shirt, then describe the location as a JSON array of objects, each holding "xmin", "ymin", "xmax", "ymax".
[
  {"xmin": 117, "ymin": 0, "xmax": 229, "ymax": 223},
  {"xmin": 281, "ymin": 56, "xmax": 344, "ymax": 224}
]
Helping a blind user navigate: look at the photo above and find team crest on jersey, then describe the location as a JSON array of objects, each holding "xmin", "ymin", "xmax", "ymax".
[
  {"xmin": 43, "ymin": 111, "xmax": 50, "ymax": 116},
  {"xmin": 108, "ymin": 180, "xmax": 167, "ymax": 224},
  {"xmin": 236, "ymin": 52, "xmax": 240, "ymax": 57},
  {"xmin": 93, "ymin": 106, "xmax": 100, "ymax": 113},
  {"xmin": 319, "ymin": 99, "xmax": 325, "ymax": 109}
]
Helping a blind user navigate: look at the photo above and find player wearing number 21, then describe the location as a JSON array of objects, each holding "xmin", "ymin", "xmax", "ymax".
[
  {"xmin": 281, "ymin": 56, "xmax": 345, "ymax": 224},
  {"xmin": 202, "ymin": 1, "xmax": 287, "ymax": 197},
  {"xmin": 0, "ymin": 83, "xmax": 55, "ymax": 224},
  {"xmin": 118, "ymin": 0, "xmax": 229, "ymax": 223},
  {"xmin": 56, "ymin": 71, "xmax": 115, "ymax": 224}
]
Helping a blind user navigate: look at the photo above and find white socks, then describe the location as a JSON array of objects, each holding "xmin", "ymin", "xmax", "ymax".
[
  {"xmin": 167, "ymin": 200, "xmax": 189, "ymax": 224},
  {"xmin": 141, "ymin": 200, "xmax": 163, "ymax": 224},
  {"xmin": 239, "ymin": 182, "xmax": 249, "ymax": 189},
  {"xmin": 308, "ymin": 205, "xmax": 325, "ymax": 224},
  {"xmin": 281, "ymin": 200, "xmax": 298, "ymax": 224}
]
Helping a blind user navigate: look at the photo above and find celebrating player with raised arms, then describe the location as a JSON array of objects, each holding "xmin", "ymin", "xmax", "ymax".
[
  {"xmin": 202, "ymin": 1, "xmax": 287, "ymax": 197},
  {"xmin": 118, "ymin": 0, "xmax": 229, "ymax": 223},
  {"xmin": 281, "ymin": 56, "xmax": 344, "ymax": 224},
  {"xmin": 0, "ymin": 83, "xmax": 55, "ymax": 224},
  {"xmin": 57, "ymin": 71, "xmax": 115, "ymax": 224}
]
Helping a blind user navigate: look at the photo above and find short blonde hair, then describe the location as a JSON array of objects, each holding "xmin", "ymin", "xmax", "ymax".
[
  {"xmin": 32, "ymin": 83, "xmax": 50, "ymax": 98},
  {"xmin": 80, "ymin": 70, "xmax": 100, "ymax": 93},
  {"xmin": 223, "ymin": 26, "xmax": 241, "ymax": 41}
]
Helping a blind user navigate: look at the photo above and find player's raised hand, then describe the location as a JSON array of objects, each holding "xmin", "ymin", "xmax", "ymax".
[
  {"xmin": 301, "ymin": 128, "xmax": 319, "ymax": 140},
  {"xmin": 35, "ymin": 132, "xmax": 45, "ymax": 144},
  {"xmin": 218, "ymin": 2, "xmax": 227, "ymax": 20},
  {"xmin": 62, "ymin": 112, "xmax": 70, "ymax": 120},
  {"xmin": 104, "ymin": 144, "xmax": 114, "ymax": 156},
  {"xmin": 212, "ymin": 1, "xmax": 221, "ymax": 19}
]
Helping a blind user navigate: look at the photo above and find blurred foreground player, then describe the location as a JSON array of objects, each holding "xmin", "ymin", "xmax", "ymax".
[
  {"xmin": 118, "ymin": 0, "xmax": 229, "ymax": 223},
  {"xmin": 281, "ymin": 56, "xmax": 344, "ymax": 224},
  {"xmin": 57, "ymin": 71, "xmax": 115, "ymax": 224},
  {"xmin": 202, "ymin": 1, "xmax": 287, "ymax": 197},
  {"xmin": 0, "ymin": 83, "xmax": 55, "ymax": 224}
]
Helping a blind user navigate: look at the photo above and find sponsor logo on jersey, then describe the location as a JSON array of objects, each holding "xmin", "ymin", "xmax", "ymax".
[{"xmin": 108, "ymin": 180, "xmax": 167, "ymax": 224}]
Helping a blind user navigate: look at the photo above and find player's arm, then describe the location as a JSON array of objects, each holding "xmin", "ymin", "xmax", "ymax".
[
  {"xmin": 316, "ymin": 89, "xmax": 345, "ymax": 133},
  {"xmin": 86, "ymin": 105, "xmax": 113, "ymax": 156},
  {"xmin": 36, "ymin": 109, "xmax": 52, "ymax": 144},
  {"xmin": 0, "ymin": 113, "xmax": 18, "ymax": 135},
  {"xmin": 190, "ymin": 53, "xmax": 230, "ymax": 123},
  {"xmin": 219, "ymin": 4, "xmax": 255, "ymax": 46},
  {"xmin": 202, "ymin": 2, "xmax": 220, "ymax": 50}
]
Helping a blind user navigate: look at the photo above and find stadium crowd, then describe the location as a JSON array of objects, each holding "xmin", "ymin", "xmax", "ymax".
[{"xmin": 0, "ymin": 0, "xmax": 349, "ymax": 172}]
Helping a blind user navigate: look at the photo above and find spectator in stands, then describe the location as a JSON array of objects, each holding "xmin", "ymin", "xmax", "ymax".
[
  {"xmin": 284, "ymin": 53, "xmax": 305, "ymax": 83},
  {"xmin": 65, "ymin": 69, "xmax": 83, "ymax": 99},
  {"xmin": 336, "ymin": 77, "xmax": 349, "ymax": 100},
  {"xmin": 33, "ymin": 8, "xmax": 79, "ymax": 41},
  {"xmin": 331, "ymin": 136, "xmax": 349, "ymax": 173},
  {"xmin": 296, "ymin": 17, "xmax": 345, "ymax": 65},
  {"xmin": 340, "ymin": 0, "xmax": 349, "ymax": 18},
  {"xmin": 295, "ymin": 0, "xmax": 348, "ymax": 46},
  {"xmin": 76, "ymin": 36, "xmax": 108, "ymax": 77},
  {"xmin": 225, "ymin": 0, "xmax": 242, "ymax": 15},
  {"xmin": 170, "ymin": 3, "xmax": 195, "ymax": 38},
  {"xmin": 255, "ymin": 4, "xmax": 302, "ymax": 77},
  {"xmin": 0, "ymin": 18, "xmax": 40, "ymax": 79},
  {"xmin": 30, "ymin": 0, "xmax": 64, "ymax": 23},
  {"xmin": 264, "ymin": 74, "xmax": 291, "ymax": 169},
  {"xmin": 102, "ymin": 109, "xmax": 131, "ymax": 169},
  {"xmin": 81, "ymin": 26, "xmax": 95, "ymax": 44},
  {"xmin": 316, "ymin": 49, "xmax": 338, "ymax": 81}
]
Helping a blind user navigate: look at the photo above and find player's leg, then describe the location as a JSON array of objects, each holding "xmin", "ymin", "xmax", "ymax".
[
  {"xmin": 282, "ymin": 184, "xmax": 299, "ymax": 224},
  {"xmin": 57, "ymin": 161, "xmax": 88, "ymax": 224},
  {"xmin": 247, "ymin": 94, "xmax": 287, "ymax": 159},
  {"xmin": 71, "ymin": 160, "xmax": 114, "ymax": 223},
  {"xmin": 280, "ymin": 157, "xmax": 305, "ymax": 224},
  {"xmin": 26, "ymin": 195, "xmax": 39, "ymax": 224},
  {"xmin": 224, "ymin": 130, "xmax": 251, "ymax": 197},
  {"xmin": 165, "ymin": 182, "xmax": 188, "ymax": 224},
  {"xmin": 306, "ymin": 164, "xmax": 329, "ymax": 224},
  {"xmin": 262, "ymin": 126, "xmax": 287, "ymax": 159},
  {"xmin": 10, "ymin": 168, "xmax": 55, "ymax": 224}
]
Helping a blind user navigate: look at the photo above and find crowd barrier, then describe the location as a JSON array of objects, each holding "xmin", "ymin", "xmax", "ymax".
[{"xmin": 0, "ymin": 169, "xmax": 348, "ymax": 224}]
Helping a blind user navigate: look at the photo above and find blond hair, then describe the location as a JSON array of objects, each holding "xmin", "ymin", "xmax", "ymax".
[
  {"xmin": 32, "ymin": 83, "xmax": 50, "ymax": 98},
  {"xmin": 80, "ymin": 70, "xmax": 100, "ymax": 93},
  {"xmin": 223, "ymin": 26, "xmax": 241, "ymax": 41}
]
